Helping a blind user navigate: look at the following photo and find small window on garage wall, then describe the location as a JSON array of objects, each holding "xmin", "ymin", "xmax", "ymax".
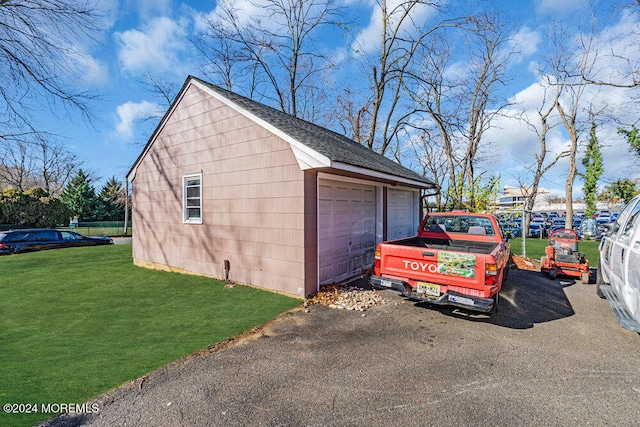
[{"xmin": 183, "ymin": 173, "xmax": 202, "ymax": 224}]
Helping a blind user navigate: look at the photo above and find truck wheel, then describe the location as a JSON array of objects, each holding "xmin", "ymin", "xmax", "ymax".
[
  {"xmin": 581, "ymin": 271, "xmax": 590, "ymax": 284},
  {"xmin": 490, "ymin": 292, "xmax": 499, "ymax": 315},
  {"xmin": 539, "ymin": 256, "xmax": 547, "ymax": 272},
  {"xmin": 596, "ymin": 262, "xmax": 606, "ymax": 299},
  {"xmin": 549, "ymin": 269, "xmax": 557, "ymax": 280}
]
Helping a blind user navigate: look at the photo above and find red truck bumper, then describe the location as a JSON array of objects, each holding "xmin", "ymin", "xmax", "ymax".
[{"xmin": 370, "ymin": 275, "xmax": 497, "ymax": 313}]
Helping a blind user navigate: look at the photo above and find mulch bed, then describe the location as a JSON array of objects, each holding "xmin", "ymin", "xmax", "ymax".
[{"xmin": 510, "ymin": 254, "xmax": 540, "ymax": 271}]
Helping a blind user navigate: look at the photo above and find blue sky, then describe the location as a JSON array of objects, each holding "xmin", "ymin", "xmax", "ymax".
[{"xmin": 39, "ymin": 0, "xmax": 640, "ymax": 198}]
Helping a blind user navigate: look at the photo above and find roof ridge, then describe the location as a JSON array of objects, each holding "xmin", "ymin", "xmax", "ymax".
[{"xmin": 129, "ymin": 75, "xmax": 435, "ymax": 188}]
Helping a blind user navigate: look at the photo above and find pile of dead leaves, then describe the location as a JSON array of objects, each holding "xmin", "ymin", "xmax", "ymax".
[{"xmin": 305, "ymin": 283, "xmax": 385, "ymax": 311}]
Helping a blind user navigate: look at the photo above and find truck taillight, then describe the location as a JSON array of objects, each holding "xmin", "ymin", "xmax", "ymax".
[
  {"xmin": 485, "ymin": 263, "xmax": 497, "ymax": 286},
  {"xmin": 485, "ymin": 263, "xmax": 497, "ymax": 275},
  {"xmin": 374, "ymin": 245, "xmax": 381, "ymax": 275}
]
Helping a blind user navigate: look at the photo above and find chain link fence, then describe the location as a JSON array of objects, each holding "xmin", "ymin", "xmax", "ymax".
[{"xmin": 1, "ymin": 222, "xmax": 131, "ymax": 237}]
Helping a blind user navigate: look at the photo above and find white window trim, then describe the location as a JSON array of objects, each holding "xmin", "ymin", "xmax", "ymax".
[{"xmin": 183, "ymin": 172, "xmax": 203, "ymax": 224}]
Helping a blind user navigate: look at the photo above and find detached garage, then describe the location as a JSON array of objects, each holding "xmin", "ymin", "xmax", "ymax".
[{"xmin": 127, "ymin": 76, "xmax": 436, "ymax": 297}]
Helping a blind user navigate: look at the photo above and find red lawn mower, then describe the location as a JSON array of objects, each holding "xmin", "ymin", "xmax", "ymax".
[{"xmin": 540, "ymin": 228, "xmax": 592, "ymax": 284}]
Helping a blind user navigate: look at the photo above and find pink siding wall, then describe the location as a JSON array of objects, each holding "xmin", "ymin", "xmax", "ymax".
[{"xmin": 132, "ymin": 84, "xmax": 316, "ymax": 297}]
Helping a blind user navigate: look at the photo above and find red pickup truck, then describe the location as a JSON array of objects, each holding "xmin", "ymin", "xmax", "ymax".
[{"xmin": 370, "ymin": 212, "xmax": 510, "ymax": 314}]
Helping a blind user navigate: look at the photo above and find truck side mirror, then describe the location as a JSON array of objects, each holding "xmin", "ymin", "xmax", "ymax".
[{"xmin": 602, "ymin": 222, "xmax": 615, "ymax": 236}]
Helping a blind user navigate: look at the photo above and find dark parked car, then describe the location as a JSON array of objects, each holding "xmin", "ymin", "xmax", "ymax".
[
  {"xmin": 0, "ymin": 229, "xmax": 113, "ymax": 255},
  {"xmin": 499, "ymin": 218, "xmax": 522, "ymax": 238},
  {"xmin": 572, "ymin": 217, "xmax": 583, "ymax": 229},
  {"xmin": 528, "ymin": 219, "xmax": 547, "ymax": 238},
  {"xmin": 548, "ymin": 218, "xmax": 566, "ymax": 235}
]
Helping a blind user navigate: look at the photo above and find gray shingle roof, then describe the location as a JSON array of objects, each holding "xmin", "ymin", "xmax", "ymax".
[{"xmin": 192, "ymin": 76, "xmax": 434, "ymax": 187}]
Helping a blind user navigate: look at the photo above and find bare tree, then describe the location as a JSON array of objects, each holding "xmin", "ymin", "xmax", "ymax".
[
  {"xmin": 576, "ymin": 5, "xmax": 640, "ymax": 137},
  {"xmin": 355, "ymin": 0, "xmax": 466, "ymax": 156},
  {"xmin": 0, "ymin": 0, "xmax": 105, "ymax": 143},
  {"xmin": 406, "ymin": 12, "xmax": 512, "ymax": 210},
  {"xmin": 192, "ymin": 15, "xmax": 249, "ymax": 92},
  {"xmin": 457, "ymin": 13, "xmax": 514, "ymax": 209},
  {"xmin": 0, "ymin": 136, "xmax": 79, "ymax": 194},
  {"xmin": 409, "ymin": 130, "xmax": 447, "ymax": 210},
  {"xmin": 543, "ymin": 20, "xmax": 601, "ymax": 228},
  {"xmin": 0, "ymin": 1, "xmax": 104, "ymax": 194},
  {"xmin": 38, "ymin": 139, "xmax": 79, "ymax": 195},
  {"xmin": 140, "ymin": 72, "xmax": 181, "ymax": 108},
  {"xmin": 516, "ymin": 84, "xmax": 570, "ymax": 232},
  {"xmin": 133, "ymin": 72, "xmax": 181, "ymax": 134},
  {"xmin": 406, "ymin": 29, "xmax": 462, "ymax": 207},
  {"xmin": 326, "ymin": 88, "xmax": 373, "ymax": 145},
  {"xmin": 193, "ymin": 0, "xmax": 345, "ymax": 122},
  {"xmin": 575, "ymin": 6, "xmax": 640, "ymax": 90},
  {"xmin": 0, "ymin": 142, "xmax": 35, "ymax": 191}
]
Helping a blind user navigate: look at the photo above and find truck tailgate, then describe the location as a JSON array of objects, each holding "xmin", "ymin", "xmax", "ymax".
[{"xmin": 380, "ymin": 244, "xmax": 487, "ymax": 289}]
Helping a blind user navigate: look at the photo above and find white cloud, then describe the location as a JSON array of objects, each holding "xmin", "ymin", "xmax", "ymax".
[
  {"xmin": 195, "ymin": 0, "xmax": 281, "ymax": 33},
  {"xmin": 96, "ymin": 0, "xmax": 119, "ymax": 30},
  {"xmin": 69, "ymin": 48, "xmax": 110, "ymax": 86},
  {"xmin": 115, "ymin": 101, "xmax": 163, "ymax": 139},
  {"xmin": 351, "ymin": 0, "xmax": 439, "ymax": 54},
  {"xmin": 486, "ymin": 67, "xmax": 639, "ymax": 194},
  {"xmin": 352, "ymin": 6, "xmax": 383, "ymax": 54},
  {"xmin": 509, "ymin": 26, "xmax": 541, "ymax": 63},
  {"xmin": 536, "ymin": 0, "xmax": 584, "ymax": 16},
  {"xmin": 587, "ymin": 9, "xmax": 640, "ymax": 89},
  {"xmin": 115, "ymin": 17, "xmax": 188, "ymax": 76},
  {"xmin": 443, "ymin": 60, "xmax": 469, "ymax": 81},
  {"xmin": 135, "ymin": 0, "xmax": 172, "ymax": 20}
]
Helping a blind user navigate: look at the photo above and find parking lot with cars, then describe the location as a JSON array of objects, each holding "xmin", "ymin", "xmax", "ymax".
[
  {"xmin": 46, "ymin": 268, "xmax": 640, "ymax": 427},
  {"xmin": 497, "ymin": 210, "xmax": 619, "ymax": 242}
]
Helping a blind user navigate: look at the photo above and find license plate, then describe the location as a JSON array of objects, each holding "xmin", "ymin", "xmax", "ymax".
[
  {"xmin": 417, "ymin": 282, "xmax": 440, "ymax": 297},
  {"xmin": 380, "ymin": 279, "xmax": 393, "ymax": 288},
  {"xmin": 449, "ymin": 295, "xmax": 474, "ymax": 306}
]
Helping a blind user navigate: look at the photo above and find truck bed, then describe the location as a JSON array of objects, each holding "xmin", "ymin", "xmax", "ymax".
[{"xmin": 387, "ymin": 236, "xmax": 498, "ymax": 255}]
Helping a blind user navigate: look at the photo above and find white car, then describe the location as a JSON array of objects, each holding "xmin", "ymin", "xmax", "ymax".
[{"xmin": 597, "ymin": 195, "xmax": 640, "ymax": 332}]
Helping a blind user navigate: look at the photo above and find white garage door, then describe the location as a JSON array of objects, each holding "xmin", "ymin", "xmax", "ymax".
[
  {"xmin": 387, "ymin": 189, "xmax": 418, "ymax": 240},
  {"xmin": 318, "ymin": 180, "xmax": 377, "ymax": 284}
]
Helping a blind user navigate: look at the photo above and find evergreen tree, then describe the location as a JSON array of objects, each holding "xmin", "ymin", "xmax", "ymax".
[
  {"xmin": 99, "ymin": 177, "xmax": 126, "ymax": 221},
  {"xmin": 59, "ymin": 169, "xmax": 102, "ymax": 222},
  {"xmin": 580, "ymin": 122, "xmax": 603, "ymax": 218},
  {"xmin": 618, "ymin": 127, "xmax": 640, "ymax": 158},
  {"xmin": 609, "ymin": 179, "xmax": 639, "ymax": 204}
]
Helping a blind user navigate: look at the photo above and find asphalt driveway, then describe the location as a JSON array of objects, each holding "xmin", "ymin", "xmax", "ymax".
[{"xmin": 46, "ymin": 269, "xmax": 640, "ymax": 426}]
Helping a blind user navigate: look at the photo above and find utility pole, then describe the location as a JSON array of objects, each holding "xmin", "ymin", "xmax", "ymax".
[
  {"xmin": 124, "ymin": 180, "xmax": 129, "ymax": 236},
  {"xmin": 522, "ymin": 199, "xmax": 527, "ymax": 259}
]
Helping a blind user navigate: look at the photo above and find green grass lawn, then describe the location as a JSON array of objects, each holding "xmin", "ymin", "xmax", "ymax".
[
  {"xmin": 509, "ymin": 236, "xmax": 601, "ymax": 266},
  {"xmin": 0, "ymin": 245, "xmax": 301, "ymax": 427}
]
